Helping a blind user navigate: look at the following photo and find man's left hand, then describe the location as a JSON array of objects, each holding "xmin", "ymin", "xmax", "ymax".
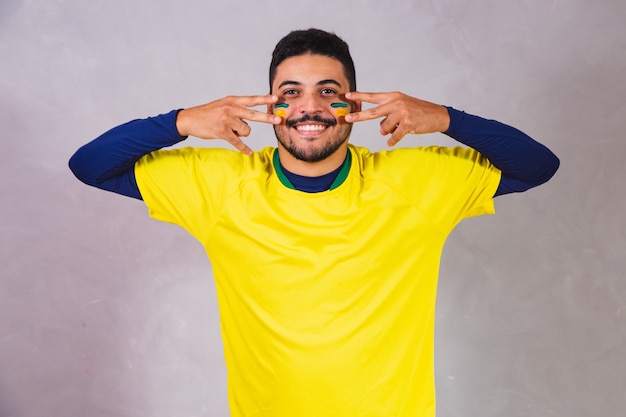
[{"xmin": 344, "ymin": 92, "xmax": 451, "ymax": 146}]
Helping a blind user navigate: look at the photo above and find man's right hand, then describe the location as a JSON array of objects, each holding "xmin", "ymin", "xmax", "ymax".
[{"xmin": 176, "ymin": 94, "xmax": 282, "ymax": 155}]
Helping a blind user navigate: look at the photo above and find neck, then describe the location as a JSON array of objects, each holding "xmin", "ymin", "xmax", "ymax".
[{"xmin": 276, "ymin": 143, "xmax": 349, "ymax": 177}]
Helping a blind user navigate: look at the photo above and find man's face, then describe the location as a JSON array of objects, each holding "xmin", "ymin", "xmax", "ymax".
[{"xmin": 270, "ymin": 54, "xmax": 360, "ymax": 163}]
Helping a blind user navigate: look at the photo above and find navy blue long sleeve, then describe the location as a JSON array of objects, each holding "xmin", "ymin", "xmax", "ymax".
[
  {"xmin": 69, "ymin": 110, "xmax": 186, "ymax": 200},
  {"xmin": 69, "ymin": 107, "xmax": 559, "ymax": 198},
  {"xmin": 445, "ymin": 107, "xmax": 559, "ymax": 196}
]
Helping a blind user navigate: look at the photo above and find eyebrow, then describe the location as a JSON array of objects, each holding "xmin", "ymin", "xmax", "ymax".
[{"xmin": 277, "ymin": 79, "xmax": 343, "ymax": 89}]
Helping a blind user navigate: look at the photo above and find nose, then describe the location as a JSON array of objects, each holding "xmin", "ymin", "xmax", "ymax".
[{"xmin": 296, "ymin": 92, "xmax": 324, "ymax": 114}]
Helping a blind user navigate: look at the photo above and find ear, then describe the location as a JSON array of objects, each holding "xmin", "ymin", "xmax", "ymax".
[{"xmin": 351, "ymin": 99, "xmax": 362, "ymax": 112}]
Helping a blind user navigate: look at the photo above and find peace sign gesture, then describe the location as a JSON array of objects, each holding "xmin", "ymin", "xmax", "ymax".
[
  {"xmin": 344, "ymin": 92, "xmax": 451, "ymax": 146},
  {"xmin": 176, "ymin": 94, "xmax": 282, "ymax": 155}
]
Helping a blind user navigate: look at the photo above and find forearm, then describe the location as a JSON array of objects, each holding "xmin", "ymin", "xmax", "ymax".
[
  {"xmin": 69, "ymin": 109, "xmax": 186, "ymax": 199},
  {"xmin": 444, "ymin": 107, "xmax": 559, "ymax": 196}
]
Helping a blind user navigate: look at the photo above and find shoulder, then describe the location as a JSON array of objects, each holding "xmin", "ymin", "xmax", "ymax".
[
  {"xmin": 139, "ymin": 146, "xmax": 274, "ymax": 170},
  {"xmin": 349, "ymin": 144, "xmax": 497, "ymax": 197},
  {"xmin": 136, "ymin": 146, "xmax": 276, "ymax": 193},
  {"xmin": 350, "ymin": 144, "xmax": 483, "ymax": 173}
]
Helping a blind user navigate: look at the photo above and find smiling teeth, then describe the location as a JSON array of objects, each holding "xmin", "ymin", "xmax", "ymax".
[{"xmin": 296, "ymin": 125, "xmax": 326, "ymax": 131}]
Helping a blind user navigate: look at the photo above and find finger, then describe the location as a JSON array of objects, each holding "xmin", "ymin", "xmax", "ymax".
[
  {"xmin": 380, "ymin": 124, "xmax": 399, "ymax": 136},
  {"xmin": 387, "ymin": 128, "xmax": 406, "ymax": 147},
  {"xmin": 345, "ymin": 91, "xmax": 394, "ymax": 105},
  {"xmin": 232, "ymin": 94, "xmax": 278, "ymax": 108},
  {"xmin": 225, "ymin": 95, "xmax": 281, "ymax": 125},
  {"xmin": 225, "ymin": 132, "xmax": 253, "ymax": 155},
  {"xmin": 379, "ymin": 117, "xmax": 400, "ymax": 136},
  {"xmin": 345, "ymin": 101, "xmax": 394, "ymax": 123},
  {"xmin": 237, "ymin": 107, "xmax": 282, "ymax": 125},
  {"xmin": 233, "ymin": 120, "xmax": 251, "ymax": 138}
]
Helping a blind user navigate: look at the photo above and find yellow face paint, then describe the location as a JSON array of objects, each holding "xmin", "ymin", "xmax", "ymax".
[
  {"xmin": 331, "ymin": 102, "xmax": 350, "ymax": 118},
  {"xmin": 274, "ymin": 103, "xmax": 288, "ymax": 119},
  {"xmin": 334, "ymin": 108, "xmax": 350, "ymax": 117}
]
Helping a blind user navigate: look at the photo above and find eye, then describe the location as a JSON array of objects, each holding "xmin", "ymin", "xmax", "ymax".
[
  {"xmin": 321, "ymin": 88, "xmax": 337, "ymax": 96},
  {"xmin": 282, "ymin": 89, "xmax": 298, "ymax": 96}
]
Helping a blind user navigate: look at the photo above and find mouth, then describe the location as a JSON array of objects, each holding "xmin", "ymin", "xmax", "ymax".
[
  {"xmin": 286, "ymin": 114, "xmax": 336, "ymax": 137},
  {"xmin": 294, "ymin": 123, "xmax": 329, "ymax": 136}
]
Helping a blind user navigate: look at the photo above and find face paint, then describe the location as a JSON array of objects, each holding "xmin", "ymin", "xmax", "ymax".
[
  {"xmin": 331, "ymin": 102, "xmax": 350, "ymax": 118},
  {"xmin": 273, "ymin": 103, "xmax": 289, "ymax": 118}
]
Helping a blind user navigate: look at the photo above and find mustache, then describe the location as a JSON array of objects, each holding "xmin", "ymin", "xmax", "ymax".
[{"xmin": 285, "ymin": 114, "xmax": 337, "ymax": 129}]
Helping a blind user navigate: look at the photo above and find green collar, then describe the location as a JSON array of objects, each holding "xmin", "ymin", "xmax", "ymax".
[{"xmin": 273, "ymin": 149, "xmax": 352, "ymax": 191}]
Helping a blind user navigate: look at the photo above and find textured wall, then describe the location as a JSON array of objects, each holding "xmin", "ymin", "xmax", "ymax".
[{"xmin": 1, "ymin": 0, "xmax": 625, "ymax": 416}]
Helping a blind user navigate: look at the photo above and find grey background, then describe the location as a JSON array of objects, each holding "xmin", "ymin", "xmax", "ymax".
[{"xmin": 1, "ymin": 0, "xmax": 625, "ymax": 416}]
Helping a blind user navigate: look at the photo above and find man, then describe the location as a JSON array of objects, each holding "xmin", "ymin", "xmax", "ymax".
[{"xmin": 70, "ymin": 28, "xmax": 559, "ymax": 417}]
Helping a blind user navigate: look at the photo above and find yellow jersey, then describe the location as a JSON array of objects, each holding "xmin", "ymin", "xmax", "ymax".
[{"xmin": 135, "ymin": 144, "xmax": 501, "ymax": 417}]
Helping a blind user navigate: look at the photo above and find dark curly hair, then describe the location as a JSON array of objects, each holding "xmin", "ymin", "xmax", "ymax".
[{"xmin": 269, "ymin": 28, "xmax": 356, "ymax": 92}]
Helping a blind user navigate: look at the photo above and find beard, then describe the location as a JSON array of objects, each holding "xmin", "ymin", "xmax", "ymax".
[{"xmin": 273, "ymin": 114, "xmax": 353, "ymax": 163}]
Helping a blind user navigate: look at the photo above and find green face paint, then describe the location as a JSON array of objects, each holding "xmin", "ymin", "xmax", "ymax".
[
  {"xmin": 331, "ymin": 102, "xmax": 350, "ymax": 117},
  {"xmin": 274, "ymin": 103, "xmax": 289, "ymax": 118}
]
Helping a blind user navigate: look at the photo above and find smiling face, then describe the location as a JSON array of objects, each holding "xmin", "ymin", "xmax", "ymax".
[{"xmin": 270, "ymin": 54, "xmax": 360, "ymax": 171}]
